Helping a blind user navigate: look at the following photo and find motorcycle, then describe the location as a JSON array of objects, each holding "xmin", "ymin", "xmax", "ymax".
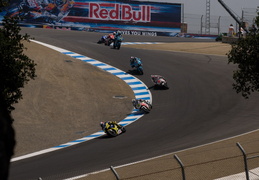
[
  {"xmin": 105, "ymin": 34, "xmax": 115, "ymax": 46},
  {"xmin": 97, "ymin": 34, "xmax": 115, "ymax": 46},
  {"xmin": 113, "ymin": 35, "xmax": 123, "ymax": 49},
  {"xmin": 132, "ymin": 99, "xmax": 152, "ymax": 113},
  {"xmin": 100, "ymin": 122, "xmax": 126, "ymax": 137},
  {"xmin": 97, "ymin": 35, "xmax": 108, "ymax": 44},
  {"xmin": 130, "ymin": 58, "xmax": 143, "ymax": 75},
  {"xmin": 151, "ymin": 75, "xmax": 169, "ymax": 89}
]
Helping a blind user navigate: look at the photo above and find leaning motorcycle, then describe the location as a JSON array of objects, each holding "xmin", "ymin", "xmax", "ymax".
[
  {"xmin": 151, "ymin": 75, "xmax": 169, "ymax": 89},
  {"xmin": 105, "ymin": 34, "xmax": 115, "ymax": 46},
  {"xmin": 131, "ymin": 63, "xmax": 144, "ymax": 75},
  {"xmin": 101, "ymin": 122, "xmax": 126, "ymax": 137},
  {"xmin": 133, "ymin": 99, "xmax": 152, "ymax": 113},
  {"xmin": 140, "ymin": 101, "xmax": 152, "ymax": 113},
  {"xmin": 113, "ymin": 35, "xmax": 123, "ymax": 49},
  {"xmin": 136, "ymin": 64, "xmax": 144, "ymax": 75},
  {"xmin": 97, "ymin": 35, "xmax": 107, "ymax": 44}
]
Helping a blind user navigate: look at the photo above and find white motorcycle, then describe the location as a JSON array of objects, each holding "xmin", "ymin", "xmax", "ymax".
[
  {"xmin": 132, "ymin": 99, "xmax": 152, "ymax": 113},
  {"xmin": 151, "ymin": 75, "xmax": 169, "ymax": 89}
]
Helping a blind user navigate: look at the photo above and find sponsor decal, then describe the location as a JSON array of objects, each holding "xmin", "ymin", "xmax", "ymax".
[
  {"xmin": 121, "ymin": 30, "xmax": 157, "ymax": 36},
  {"xmin": 89, "ymin": 3, "xmax": 151, "ymax": 22}
]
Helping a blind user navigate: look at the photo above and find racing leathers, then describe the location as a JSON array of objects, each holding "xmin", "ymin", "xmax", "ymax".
[
  {"xmin": 151, "ymin": 75, "xmax": 166, "ymax": 85},
  {"xmin": 132, "ymin": 99, "xmax": 148, "ymax": 109},
  {"xmin": 100, "ymin": 121, "xmax": 122, "ymax": 130},
  {"xmin": 130, "ymin": 56, "xmax": 142, "ymax": 68}
]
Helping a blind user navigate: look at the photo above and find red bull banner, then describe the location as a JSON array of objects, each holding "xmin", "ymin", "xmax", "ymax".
[
  {"xmin": 88, "ymin": 3, "xmax": 151, "ymax": 22},
  {"xmin": 1, "ymin": 0, "xmax": 182, "ymax": 36}
]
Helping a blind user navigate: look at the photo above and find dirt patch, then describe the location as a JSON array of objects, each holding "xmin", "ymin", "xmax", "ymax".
[
  {"xmin": 125, "ymin": 42, "xmax": 232, "ymax": 56},
  {"xmin": 12, "ymin": 41, "xmax": 134, "ymax": 157}
]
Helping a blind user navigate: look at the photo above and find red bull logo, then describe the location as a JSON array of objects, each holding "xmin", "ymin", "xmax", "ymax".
[{"xmin": 89, "ymin": 3, "xmax": 151, "ymax": 22}]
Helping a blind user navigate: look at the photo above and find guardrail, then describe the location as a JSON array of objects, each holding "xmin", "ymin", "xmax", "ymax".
[{"xmin": 75, "ymin": 138, "xmax": 259, "ymax": 180}]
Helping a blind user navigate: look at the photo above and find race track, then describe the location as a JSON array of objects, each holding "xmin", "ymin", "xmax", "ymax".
[{"xmin": 9, "ymin": 28, "xmax": 259, "ymax": 179}]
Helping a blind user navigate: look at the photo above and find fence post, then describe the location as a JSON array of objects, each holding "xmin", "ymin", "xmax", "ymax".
[
  {"xmin": 110, "ymin": 166, "xmax": 120, "ymax": 180},
  {"xmin": 174, "ymin": 154, "xmax": 186, "ymax": 180},
  {"xmin": 236, "ymin": 142, "xmax": 250, "ymax": 180}
]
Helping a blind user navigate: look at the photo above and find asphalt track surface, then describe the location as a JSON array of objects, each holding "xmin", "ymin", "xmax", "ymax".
[{"xmin": 9, "ymin": 28, "xmax": 259, "ymax": 180}]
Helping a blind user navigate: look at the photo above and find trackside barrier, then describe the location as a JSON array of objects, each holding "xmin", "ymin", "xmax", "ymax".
[
  {"xmin": 174, "ymin": 154, "xmax": 186, "ymax": 180},
  {"xmin": 110, "ymin": 166, "xmax": 120, "ymax": 180},
  {"xmin": 74, "ymin": 138, "xmax": 259, "ymax": 180},
  {"xmin": 237, "ymin": 142, "xmax": 259, "ymax": 180}
]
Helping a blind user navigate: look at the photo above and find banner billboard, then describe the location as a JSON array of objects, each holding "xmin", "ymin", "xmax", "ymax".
[{"xmin": 1, "ymin": 0, "xmax": 182, "ymax": 36}]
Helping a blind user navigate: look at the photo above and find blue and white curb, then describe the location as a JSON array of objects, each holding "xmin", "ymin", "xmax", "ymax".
[{"xmin": 11, "ymin": 40, "xmax": 152, "ymax": 162}]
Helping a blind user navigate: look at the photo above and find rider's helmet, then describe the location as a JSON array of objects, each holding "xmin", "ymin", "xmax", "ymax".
[
  {"xmin": 130, "ymin": 56, "xmax": 136, "ymax": 63},
  {"xmin": 116, "ymin": 30, "xmax": 122, "ymax": 36},
  {"xmin": 132, "ymin": 99, "xmax": 136, "ymax": 105},
  {"xmin": 110, "ymin": 124, "xmax": 114, "ymax": 128},
  {"xmin": 54, "ymin": 0, "xmax": 67, "ymax": 7},
  {"xmin": 100, "ymin": 122, "xmax": 104, "ymax": 128},
  {"xmin": 113, "ymin": 32, "xmax": 116, "ymax": 35}
]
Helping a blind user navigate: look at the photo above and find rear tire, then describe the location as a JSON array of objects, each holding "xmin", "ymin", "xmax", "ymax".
[
  {"xmin": 107, "ymin": 129, "xmax": 118, "ymax": 137},
  {"xmin": 138, "ymin": 68, "xmax": 144, "ymax": 75}
]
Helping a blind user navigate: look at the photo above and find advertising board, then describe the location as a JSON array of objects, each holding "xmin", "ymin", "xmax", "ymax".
[{"xmin": 1, "ymin": 0, "xmax": 182, "ymax": 36}]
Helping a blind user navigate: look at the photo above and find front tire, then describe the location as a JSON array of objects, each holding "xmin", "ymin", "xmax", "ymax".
[
  {"xmin": 121, "ymin": 127, "xmax": 126, "ymax": 133},
  {"xmin": 107, "ymin": 129, "xmax": 118, "ymax": 137},
  {"xmin": 140, "ymin": 105, "xmax": 150, "ymax": 113},
  {"xmin": 117, "ymin": 42, "xmax": 121, "ymax": 49},
  {"xmin": 163, "ymin": 83, "xmax": 169, "ymax": 89}
]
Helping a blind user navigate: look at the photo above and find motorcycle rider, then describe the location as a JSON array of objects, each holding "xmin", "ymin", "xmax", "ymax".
[
  {"xmin": 13, "ymin": 0, "xmax": 74, "ymax": 23},
  {"xmin": 97, "ymin": 34, "xmax": 108, "ymax": 44},
  {"xmin": 132, "ymin": 99, "xmax": 151, "ymax": 109},
  {"xmin": 112, "ymin": 30, "xmax": 124, "ymax": 49},
  {"xmin": 130, "ymin": 56, "xmax": 142, "ymax": 68},
  {"xmin": 151, "ymin": 75, "xmax": 166, "ymax": 85},
  {"xmin": 114, "ymin": 30, "xmax": 123, "ymax": 41},
  {"xmin": 114, "ymin": 30, "xmax": 122, "ymax": 38},
  {"xmin": 98, "ymin": 32, "xmax": 114, "ymax": 45},
  {"xmin": 100, "ymin": 121, "xmax": 122, "ymax": 130},
  {"xmin": 104, "ymin": 32, "xmax": 115, "ymax": 45}
]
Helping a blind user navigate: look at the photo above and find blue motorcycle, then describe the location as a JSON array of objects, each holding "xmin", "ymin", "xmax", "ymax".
[
  {"xmin": 113, "ymin": 35, "xmax": 123, "ymax": 49},
  {"xmin": 130, "ymin": 57, "xmax": 144, "ymax": 75}
]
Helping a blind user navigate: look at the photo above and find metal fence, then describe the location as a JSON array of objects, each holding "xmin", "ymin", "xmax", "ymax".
[
  {"xmin": 184, "ymin": 8, "xmax": 258, "ymax": 35},
  {"xmin": 78, "ymin": 136, "xmax": 259, "ymax": 180}
]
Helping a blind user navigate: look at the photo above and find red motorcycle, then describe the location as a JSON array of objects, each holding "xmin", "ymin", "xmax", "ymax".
[{"xmin": 104, "ymin": 34, "xmax": 115, "ymax": 46}]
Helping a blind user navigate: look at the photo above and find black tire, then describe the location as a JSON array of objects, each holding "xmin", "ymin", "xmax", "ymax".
[
  {"xmin": 113, "ymin": 42, "xmax": 116, "ymax": 49},
  {"xmin": 138, "ymin": 68, "xmax": 144, "ymax": 75},
  {"xmin": 107, "ymin": 40, "xmax": 112, "ymax": 46},
  {"xmin": 140, "ymin": 105, "xmax": 150, "ymax": 113},
  {"xmin": 117, "ymin": 42, "xmax": 121, "ymax": 49},
  {"xmin": 107, "ymin": 129, "xmax": 118, "ymax": 137},
  {"xmin": 163, "ymin": 83, "xmax": 169, "ymax": 89},
  {"xmin": 121, "ymin": 127, "xmax": 126, "ymax": 133}
]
